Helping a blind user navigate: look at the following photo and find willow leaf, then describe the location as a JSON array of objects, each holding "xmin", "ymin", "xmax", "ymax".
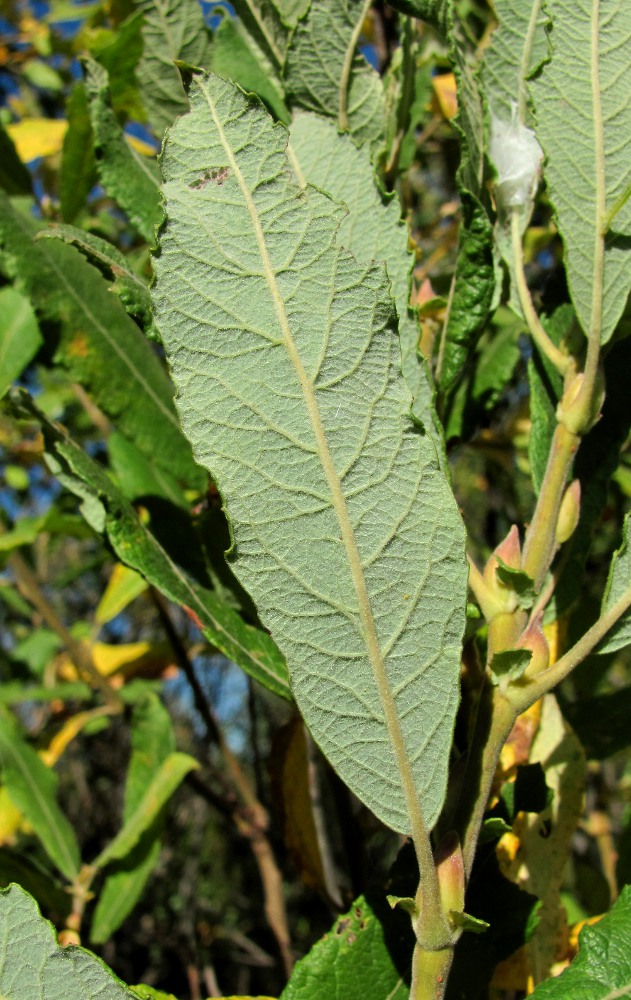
[
  {"xmin": 154, "ymin": 75, "xmax": 467, "ymax": 833},
  {"xmin": 531, "ymin": 1, "xmax": 631, "ymax": 343},
  {"xmin": 288, "ymin": 114, "xmax": 443, "ymax": 464},
  {"xmin": 597, "ymin": 513, "xmax": 631, "ymax": 656},
  {"xmin": 285, "ymin": 0, "xmax": 385, "ymax": 149},
  {"xmin": 481, "ymin": 0, "xmax": 549, "ymax": 123}
]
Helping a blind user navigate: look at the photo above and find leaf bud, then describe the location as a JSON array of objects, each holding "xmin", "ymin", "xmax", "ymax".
[
  {"xmin": 480, "ymin": 526, "xmax": 522, "ymax": 619},
  {"xmin": 556, "ymin": 479, "xmax": 581, "ymax": 544},
  {"xmin": 434, "ymin": 831, "xmax": 465, "ymax": 919}
]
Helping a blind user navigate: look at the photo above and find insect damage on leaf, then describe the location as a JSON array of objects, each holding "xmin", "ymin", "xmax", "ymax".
[{"xmin": 189, "ymin": 166, "xmax": 231, "ymax": 189}]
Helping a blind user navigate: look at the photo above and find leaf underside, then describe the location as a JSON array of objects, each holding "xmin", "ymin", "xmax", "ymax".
[{"xmin": 154, "ymin": 75, "xmax": 467, "ymax": 833}]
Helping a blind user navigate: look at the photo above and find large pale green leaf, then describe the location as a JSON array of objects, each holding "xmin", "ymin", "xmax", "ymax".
[
  {"xmin": 0, "ymin": 884, "xmax": 136, "ymax": 999},
  {"xmin": 285, "ymin": 0, "xmax": 385, "ymax": 149},
  {"xmin": 0, "ymin": 286, "xmax": 41, "ymax": 398},
  {"xmin": 91, "ymin": 694, "xmax": 174, "ymax": 944},
  {"xmin": 531, "ymin": 2, "xmax": 631, "ymax": 343},
  {"xmin": 154, "ymin": 75, "xmax": 467, "ymax": 833},
  {"xmin": 12, "ymin": 392, "xmax": 291, "ymax": 701},
  {"xmin": 530, "ymin": 886, "xmax": 631, "ymax": 999},
  {"xmin": 281, "ymin": 895, "xmax": 410, "ymax": 999},
  {"xmin": 0, "ymin": 192, "xmax": 200, "ymax": 487},
  {"xmin": 137, "ymin": 0, "xmax": 212, "ymax": 138},
  {"xmin": 86, "ymin": 59, "xmax": 162, "ymax": 244},
  {"xmin": 288, "ymin": 113, "xmax": 443, "ymax": 462},
  {"xmin": 597, "ymin": 513, "xmax": 631, "ymax": 656},
  {"xmin": 0, "ymin": 713, "xmax": 81, "ymax": 882}
]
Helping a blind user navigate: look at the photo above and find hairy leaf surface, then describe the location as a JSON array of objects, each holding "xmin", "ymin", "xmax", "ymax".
[
  {"xmin": 531, "ymin": 1, "xmax": 631, "ymax": 343},
  {"xmin": 154, "ymin": 75, "xmax": 467, "ymax": 833},
  {"xmin": 285, "ymin": 0, "xmax": 385, "ymax": 149},
  {"xmin": 288, "ymin": 114, "xmax": 443, "ymax": 461},
  {"xmin": 481, "ymin": 0, "xmax": 548, "ymax": 122},
  {"xmin": 0, "ymin": 884, "xmax": 136, "ymax": 999}
]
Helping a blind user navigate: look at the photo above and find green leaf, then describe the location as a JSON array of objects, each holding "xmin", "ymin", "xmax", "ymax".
[
  {"xmin": 0, "ymin": 683, "xmax": 92, "ymax": 705},
  {"xmin": 481, "ymin": 0, "xmax": 549, "ymax": 123},
  {"xmin": 489, "ymin": 648, "xmax": 532, "ymax": 686},
  {"xmin": 0, "ymin": 884, "xmax": 137, "ymax": 998},
  {"xmin": 285, "ymin": 0, "xmax": 385, "ymax": 149},
  {"xmin": 528, "ymin": 306, "xmax": 570, "ymax": 494},
  {"xmin": 137, "ymin": 0, "xmax": 212, "ymax": 138},
  {"xmin": 383, "ymin": 0, "xmax": 448, "ymax": 33},
  {"xmin": 36, "ymin": 223, "xmax": 155, "ymax": 334},
  {"xmin": 94, "ymin": 752, "xmax": 197, "ymax": 869},
  {"xmin": 0, "ymin": 287, "xmax": 42, "ymax": 398},
  {"xmin": 107, "ymin": 432, "xmax": 188, "ymax": 506},
  {"xmin": 231, "ymin": 0, "xmax": 289, "ymax": 72},
  {"xmin": 90, "ymin": 695, "xmax": 174, "ymax": 943},
  {"xmin": 88, "ymin": 11, "xmax": 145, "ymax": 121},
  {"xmin": 272, "ymin": 0, "xmax": 311, "ymax": 27},
  {"xmin": 495, "ymin": 560, "xmax": 535, "ymax": 608},
  {"xmin": 597, "ymin": 513, "xmax": 631, "ymax": 655},
  {"xmin": 470, "ymin": 307, "xmax": 522, "ymax": 411},
  {"xmin": 288, "ymin": 113, "xmax": 444, "ymax": 462},
  {"xmin": 0, "ymin": 125, "xmax": 33, "ymax": 195},
  {"xmin": 0, "ymin": 713, "xmax": 81, "ymax": 881},
  {"xmin": 530, "ymin": 886, "xmax": 631, "ymax": 999},
  {"xmin": 60, "ymin": 82, "xmax": 97, "ymax": 222},
  {"xmin": 212, "ymin": 14, "xmax": 290, "ymax": 123},
  {"xmin": 13, "ymin": 392, "xmax": 291, "ymax": 700},
  {"xmin": 85, "ymin": 59, "xmax": 162, "ymax": 244},
  {"xmin": 531, "ymin": 2, "xmax": 631, "ymax": 343},
  {"xmin": 0, "ymin": 192, "xmax": 200, "ymax": 487},
  {"xmin": 154, "ymin": 74, "xmax": 467, "ymax": 833},
  {"xmin": 281, "ymin": 895, "xmax": 410, "ymax": 1000},
  {"xmin": 449, "ymin": 910, "xmax": 490, "ymax": 934}
]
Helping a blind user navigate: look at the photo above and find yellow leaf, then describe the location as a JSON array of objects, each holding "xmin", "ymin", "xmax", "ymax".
[
  {"xmin": 7, "ymin": 118, "xmax": 67, "ymax": 161},
  {"xmin": 41, "ymin": 707, "xmax": 111, "ymax": 767},
  {"xmin": 0, "ymin": 785, "xmax": 25, "ymax": 845},
  {"xmin": 95, "ymin": 563, "xmax": 148, "ymax": 625},
  {"xmin": 432, "ymin": 73, "xmax": 457, "ymax": 120},
  {"xmin": 126, "ymin": 133, "xmax": 158, "ymax": 157},
  {"xmin": 58, "ymin": 640, "xmax": 174, "ymax": 681}
]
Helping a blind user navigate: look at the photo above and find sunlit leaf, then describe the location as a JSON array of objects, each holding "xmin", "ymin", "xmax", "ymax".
[
  {"xmin": 6, "ymin": 118, "xmax": 67, "ymax": 161},
  {"xmin": 0, "ymin": 287, "xmax": 41, "ymax": 399}
]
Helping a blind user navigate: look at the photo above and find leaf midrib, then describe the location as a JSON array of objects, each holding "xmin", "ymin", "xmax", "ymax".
[{"xmin": 197, "ymin": 76, "xmax": 425, "ymax": 839}]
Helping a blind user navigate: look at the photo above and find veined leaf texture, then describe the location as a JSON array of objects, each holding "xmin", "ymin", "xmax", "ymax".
[{"xmin": 153, "ymin": 75, "xmax": 467, "ymax": 833}]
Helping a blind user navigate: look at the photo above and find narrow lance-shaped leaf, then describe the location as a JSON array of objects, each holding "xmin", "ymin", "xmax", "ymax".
[
  {"xmin": 288, "ymin": 114, "xmax": 445, "ymax": 465},
  {"xmin": 0, "ymin": 885, "xmax": 137, "ymax": 999},
  {"xmin": 154, "ymin": 75, "xmax": 467, "ymax": 833},
  {"xmin": 531, "ymin": 1, "xmax": 631, "ymax": 343},
  {"xmin": 285, "ymin": 0, "xmax": 385, "ymax": 150},
  {"xmin": 0, "ymin": 714, "xmax": 81, "ymax": 882},
  {"xmin": 11, "ymin": 391, "xmax": 291, "ymax": 701},
  {"xmin": 85, "ymin": 59, "xmax": 162, "ymax": 245},
  {"xmin": 91, "ymin": 694, "xmax": 172, "ymax": 943},
  {"xmin": 0, "ymin": 192, "xmax": 200, "ymax": 487},
  {"xmin": 0, "ymin": 287, "xmax": 42, "ymax": 399},
  {"xmin": 93, "ymin": 752, "xmax": 198, "ymax": 869}
]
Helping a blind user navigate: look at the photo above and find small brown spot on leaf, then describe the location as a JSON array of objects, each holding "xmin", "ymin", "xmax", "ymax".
[
  {"xmin": 190, "ymin": 166, "xmax": 230, "ymax": 190},
  {"xmin": 67, "ymin": 332, "xmax": 90, "ymax": 358},
  {"xmin": 336, "ymin": 918, "xmax": 350, "ymax": 935}
]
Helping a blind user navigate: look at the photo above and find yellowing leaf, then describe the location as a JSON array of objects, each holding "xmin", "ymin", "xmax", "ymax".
[
  {"xmin": 58, "ymin": 641, "xmax": 174, "ymax": 681},
  {"xmin": 432, "ymin": 72, "xmax": 458, "ymax": 120},
  {"xmin": 126, "ymin": 133, "xmax": 158, "ymax": 157},
  {"xmin": 95, "ymin": 563, "xmax": 148, "ymax": 625},
  {"xmin": 7, "ymin": 118, "xmax": 67, "ymax": 161},
  {"xmin": 0, "ymin": 785, "xmax": 26, "ymax": 845},
  {"xmin": 41, "ymin": 707, "xmax": 112, "ymax": 767}
]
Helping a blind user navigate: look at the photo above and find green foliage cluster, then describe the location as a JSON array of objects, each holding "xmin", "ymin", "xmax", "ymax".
[{"xmin": 1, "ymin": 1, "xmax": 631, "ymax": 999}]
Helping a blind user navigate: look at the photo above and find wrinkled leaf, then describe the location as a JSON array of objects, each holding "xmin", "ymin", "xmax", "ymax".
[
  {"xmin": 138, "ymin": 0, "xmax": 212, "ymax": 138},
  {"xmin": 531, "ymin": 2, "xmax": 631, "ymax": 343},
  {"xmin": 0, "ymin": 287, "xmax": 42, "ymax": 398},
  {"xmin": 154, "ymin": 75, "xmax": 466, "ymax": 833},
  {"xmin": 288, "ymin": 113, "xmax": 443, "ymax": 460},
  {"xmin": 481, "ymin": 0, "xmax": 548, "ymax": 124},
  {"xmin": 86, "ymin": 59, "xmax": 162, "ymax": 244},
  {"xmin": 231, "ymin": 0, "xmax": 289, "ymax": 72},
  {"xmin": 529, "ymin": 885, "xmax": 631, "ymax": 999},
  {"xmin": 0, "ymin": 884, "xmax": 137, "ymax": 998},
  {"xmin": 0, "ymin": 713, "xmax": 81, "ymax": 881},
  {"xmin": 0, "ymin": 192, "xmax": 200, "ymax": 487},
  {"xmin": 286, "ymin": 0, "xmax": 385, "ymax": 149}
]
